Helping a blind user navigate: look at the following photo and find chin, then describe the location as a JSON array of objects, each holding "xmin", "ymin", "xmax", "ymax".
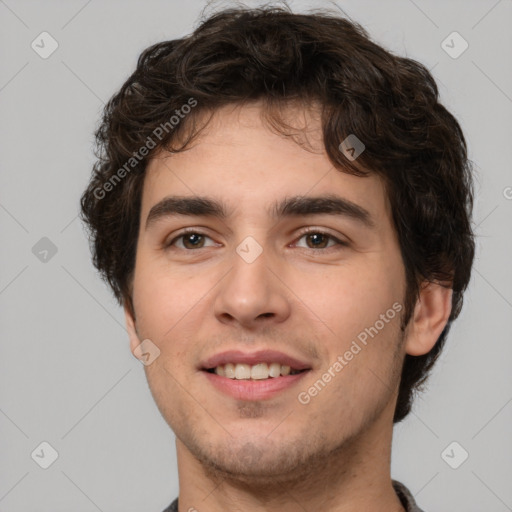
[{"xmin": 187, "ymin": 432, "xmax": 335, "ymax": 486}]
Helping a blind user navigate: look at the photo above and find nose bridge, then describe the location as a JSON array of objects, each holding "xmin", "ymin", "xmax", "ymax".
[{"xmin": 213, "ymin": 234, "xmax": 290, "ymax": 326}]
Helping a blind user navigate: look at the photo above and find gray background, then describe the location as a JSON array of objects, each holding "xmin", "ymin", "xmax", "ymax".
[{"xmin": 1, "ymin": 0, "xmax": 511, "ymax": 510}]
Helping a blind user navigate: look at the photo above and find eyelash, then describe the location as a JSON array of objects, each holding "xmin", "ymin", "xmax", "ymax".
[{"xmin": 164, "ymin": 227, "xmax": 349, "ymax": 252}]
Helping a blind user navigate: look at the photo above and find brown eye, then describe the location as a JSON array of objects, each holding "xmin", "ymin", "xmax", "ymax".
[
  {"xmin": 166, "ymin": 231, "xmax": 216, "ymax": 250},
  {"xmin": 181, "ymin": 233, "xmax": 205, "ymax": 249},
  {"xmin": 305, "ymin": 233, "xmax": 330, "ymax": 248},
  {"xmin": 295, "ymin": 230, "xmax": 347, "ymax": 250}
]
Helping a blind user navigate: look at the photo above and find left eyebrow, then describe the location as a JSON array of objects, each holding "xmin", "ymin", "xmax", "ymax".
[
  {"xmin": 270, "ymin": 194, "xmax": 375, "ymax": 228},
  {"xmin": 145, "ymin": 194, "xmax": 375, "ymax": 230}
]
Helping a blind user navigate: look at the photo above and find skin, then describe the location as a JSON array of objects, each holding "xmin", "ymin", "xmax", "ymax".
[{"xmin": 124, "ymin": 102, "xmax": 452, "ymax": 512}]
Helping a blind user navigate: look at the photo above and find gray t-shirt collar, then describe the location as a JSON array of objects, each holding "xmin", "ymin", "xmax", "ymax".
[{"xmin": 162, "ymin": 479, "xmax": 425, "ymax": 511}]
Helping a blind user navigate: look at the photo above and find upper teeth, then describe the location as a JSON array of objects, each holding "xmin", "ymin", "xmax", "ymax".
[{"xmin": 213, "ymin": 363, "xmax": 300, "ymax": 379}]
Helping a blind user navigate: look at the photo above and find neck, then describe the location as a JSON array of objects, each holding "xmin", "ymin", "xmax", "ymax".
[{"xmin": 174, "ymin": 404, "xmax": 405, "ymax": 512}]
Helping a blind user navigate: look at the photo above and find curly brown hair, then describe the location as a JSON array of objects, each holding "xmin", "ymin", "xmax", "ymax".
[{"xmin": 80, "ymin": 4, "xmax": 475, "ymax": 423}]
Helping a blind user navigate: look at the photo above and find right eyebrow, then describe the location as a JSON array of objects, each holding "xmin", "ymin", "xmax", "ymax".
[{"xmin": 145, "ymin": 196, "xmax": 227, "ymax": 230}]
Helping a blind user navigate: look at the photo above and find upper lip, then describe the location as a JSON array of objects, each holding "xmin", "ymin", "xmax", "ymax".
[{"xmin": 200, "ymin": 349, "xmax": 312, "ymax": 371}]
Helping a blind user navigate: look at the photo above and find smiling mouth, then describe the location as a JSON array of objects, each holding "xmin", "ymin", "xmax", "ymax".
[{"xmin": 204, "ymin": 362, "xmax": 308, "ymax": 380}]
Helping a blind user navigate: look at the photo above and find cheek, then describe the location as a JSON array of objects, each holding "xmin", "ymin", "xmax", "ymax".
[
  {"xmin": 131, "ymin": 254, "xmax": 218, "ymax": 356},
  {"xmin": 293, "ymin": 256, "xmax": 404, "ymax": 343},
  {"xmin": 132, "ymin": 255, "xmax": 187, "ymax": 340}
]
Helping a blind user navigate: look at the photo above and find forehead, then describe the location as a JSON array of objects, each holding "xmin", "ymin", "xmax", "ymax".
[{"xmin": 141, "ymin": 102, "xmax": 391, "ymax": 222}]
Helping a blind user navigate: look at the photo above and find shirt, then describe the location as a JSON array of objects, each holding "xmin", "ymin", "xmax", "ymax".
[{"xmin": 162, "ymin": 479, "xmax": 425, "ymax": 511}]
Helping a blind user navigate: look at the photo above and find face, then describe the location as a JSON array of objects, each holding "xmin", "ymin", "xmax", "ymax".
[{"xmin": 126, "ymin": 102, "xmax": 409, "ymax": 483}]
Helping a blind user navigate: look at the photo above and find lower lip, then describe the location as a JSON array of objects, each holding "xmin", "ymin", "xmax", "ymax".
[{"xmin": 202, "ymin": 370, "xmax": 310, "ymax": 401}]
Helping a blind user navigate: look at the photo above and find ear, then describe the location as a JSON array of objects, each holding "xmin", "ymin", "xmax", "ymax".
[
  {"xmin": 405, "ymin": 281, "xmax": 453, "ymax": 356},
  {"xmin": 124, "ymin": 303, "xmax": 142, "ymax": 355}
]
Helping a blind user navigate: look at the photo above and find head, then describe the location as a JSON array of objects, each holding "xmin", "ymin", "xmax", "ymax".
[{"xmin": 80, "ymin": 4, "xmax": 474, "ymax": 481}]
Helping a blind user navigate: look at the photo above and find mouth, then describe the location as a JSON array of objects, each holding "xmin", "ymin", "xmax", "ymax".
[
  {"xmin": 203, "ymin": 363, "xmax": 307, "ymax": 380},
  {"xmin": 199, "ymin": 349, "xmax": 312, "ymax": 401}
]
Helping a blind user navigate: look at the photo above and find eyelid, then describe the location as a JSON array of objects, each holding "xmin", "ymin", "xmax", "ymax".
[
  {"xmin": 164, "ymin": 227, "xmax": 216, "ymax": 248},
  {"xmin": 292, "ymin": 227, "xmax": 349, "ymax": 248},
  {"xmin": 163, "ymin": 226, "xmax": 349, "ymax": 250}
]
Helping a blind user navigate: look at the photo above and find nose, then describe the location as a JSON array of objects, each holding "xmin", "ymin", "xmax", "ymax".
[{"xmin": 213, "ymin": 241, "xmax": 291, "ymax": 329}]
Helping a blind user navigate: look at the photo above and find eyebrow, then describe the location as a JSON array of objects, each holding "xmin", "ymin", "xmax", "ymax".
[{"xmin": 145, "ymin": 194, "xmax": 375, "ymax": 230}]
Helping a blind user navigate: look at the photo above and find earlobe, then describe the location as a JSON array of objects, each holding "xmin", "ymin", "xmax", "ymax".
[
  {"xmin": 124, "ymin": 305, "xmax": 141, "ymax": 354},
  {"xmin": 405, "ymin": 281, "xmax": 453, "ymax": 356}
]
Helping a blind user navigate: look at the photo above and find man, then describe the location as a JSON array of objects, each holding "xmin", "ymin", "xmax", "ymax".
[{"xmin": 80, "ymin": 4, "xmax": 475, "ymax": 511}]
